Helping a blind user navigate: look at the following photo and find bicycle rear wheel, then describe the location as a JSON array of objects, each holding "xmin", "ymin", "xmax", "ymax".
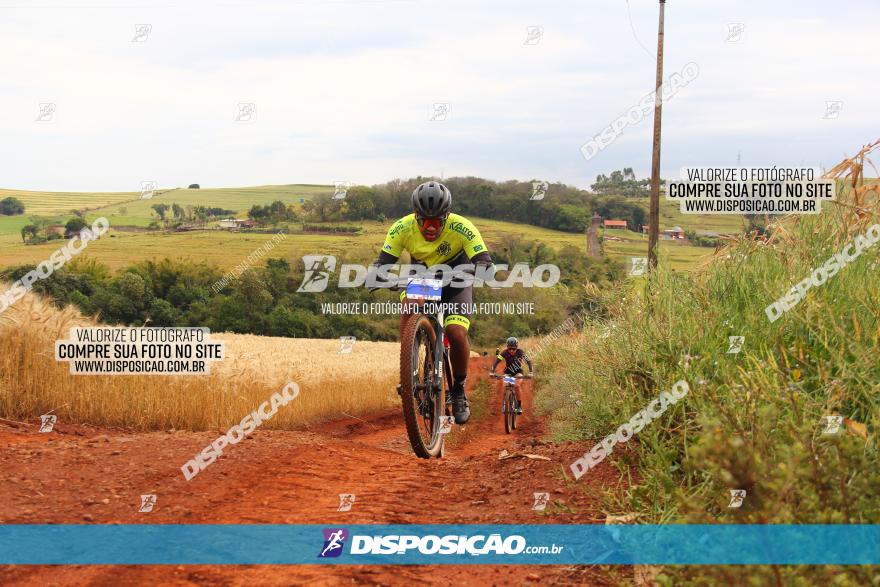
[{"xmin": 399, "ymin": 313, "xmax": 445, "ymax": 458}]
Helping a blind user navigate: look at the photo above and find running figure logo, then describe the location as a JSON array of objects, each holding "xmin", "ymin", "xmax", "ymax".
[
  {"xmin": 530, "ymin": 181, "xmax": 548, "ymax": 200},
  {"xmin": 35, "ymin": 102, "xmax": 56, "ymax": 122},
  {"xmin": 339, "ymin": 336, "xmax": 356, "ymax": 354},
  {"xmin": 297, "ymin": 255, "xmax": 337, "ymax": 293},
  {"xmin": 727, "ymin": 489, "xmax": 746, "ymax": 509},
  {"xmin": 138, "ymin": 494, "xmax": 157, "ymax": 513},
  {"xmin": 140, "ymin": 181, "xmax": 157, "ymax": 199},
  {"xmin": 333, "ymin": 182, "xmax": 352, "ymax": 200},
  {"xmin": 438, "ymin": 415, "xmax": 454, "ymax": 434},
  {"xmin": 319, "ymin": 528, "xmax": 349, "ymax": 558},
  {"xmin": 429, "ymin": 102, "xmax": 450, "ymax": 122},
  {"xmin": 725, "ymin": 22, "xmax": 745, "ymax": 43},
  {"xmin": 727, "ymin": 336, "xmax": 745, "ymax": 354},
  {"xmin": 822, "ymin": 415, "xmax": 844, "ymax": 434},
  {"xmin": 234, "ymin": 102, "xmax": 256, "ymax": 123},
  {"xmin": 524, "ymin": 26, "xmax": 544, "ymax": 46},
  {"xmin": 337, "ymin": 494, "xmax": 356, "ymax": 512},
  {"xmin": 630, "ymin": 257, "xmax": 647, "ymax": 277},
  {"xmin": 823, "ymin": 101, "xmax": 843, "ymax": 120},
  {"xmin": 39, "ymin": 414, "xmax": 57, "ymax": 433},
  {"xmin": 132, "ymin": 24, "xmax": 152, "ymax": 42},
  {"xmin": 532, "ymin": 492, "xmax": 550, "ymax": 511}
]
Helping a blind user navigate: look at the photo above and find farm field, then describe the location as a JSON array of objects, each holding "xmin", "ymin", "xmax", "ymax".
[
  {"xmin": 0, "ymin": 183, "xmax": 750, "ymax": 274},
  {"xmin": 0, "ymin": 184, "xmax": 332, "ymax": 236},
  {"xmin": 477, "ymin": 218, "xmax": 714, "ymax": 270},
  {"xmin": 601, "ymin": 228, "xmax": 715, "ymax": 270},
  {"xmin": 88, "ymin": 184, "xmax": 332, "ymax": 228},
  {"xmin": 648, "ymin": 197, "xmax": 747, "ymax": 234},
  {"xmin": 0, "ymin": 188, "xmax": 141, "ymax": 216},
  {"xmin": 0, "ymin": 184, "xmax": 333, "ymax": 219},
  {"xmin": 0, "ymin": 215, "xmax": 33, "ymax": 241},
  {"xmin": 0, "ymin": 291, "xmax": 399, "ymax": 430},
  {"xmin": 0, "ymin": 216, "xmax": 717, "ymax": 272}
]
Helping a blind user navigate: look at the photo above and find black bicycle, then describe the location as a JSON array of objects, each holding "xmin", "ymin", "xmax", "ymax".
[
  {"xmin": 491, "ymin": 372, "xmax": 532, "ymax": 433},
  {"xmin": 395, "ymin": 277, "xmax": 453, "ymax": 458}
]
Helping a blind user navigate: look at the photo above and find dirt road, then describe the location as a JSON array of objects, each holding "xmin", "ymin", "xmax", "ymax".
[{"xmin": 0, "ymin": 358, "xmax": 622, "ymax": 586}]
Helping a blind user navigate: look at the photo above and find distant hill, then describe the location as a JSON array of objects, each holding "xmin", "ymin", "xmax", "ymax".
[{"xmin": 0, "ymin": 181, "xmax": 777, "ymax": 273}]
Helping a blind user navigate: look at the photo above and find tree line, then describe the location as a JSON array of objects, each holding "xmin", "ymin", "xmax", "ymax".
[
  {"xmin": 0, "ymin": 239, "xmax": 622, "ymax": 346},
  {"xmin": 150, "ymin": 203, "xmax": 237, "ymax": 225},
  {"xmin": 20, "ymin": 216, "xmax": 92, "ymax": 244},
  {"xmin": 300, "ymin": 176, "xmax": 647, "ymax": 234}
]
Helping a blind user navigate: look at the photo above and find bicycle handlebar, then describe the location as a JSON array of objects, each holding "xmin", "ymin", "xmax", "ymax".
[{"xmin": 368, "ymin": 264, "xmax": 491, "ymax": 294}]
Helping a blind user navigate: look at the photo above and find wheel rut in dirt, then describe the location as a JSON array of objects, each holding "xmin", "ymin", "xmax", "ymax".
[{"xmin": 0, "ymin": 357, "xmax": 624, "ymax": 586}]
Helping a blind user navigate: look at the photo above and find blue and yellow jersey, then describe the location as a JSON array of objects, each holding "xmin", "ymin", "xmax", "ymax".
[{"xmin": 381, "ymin": 213, "xmax": 488, "ymax": 266}]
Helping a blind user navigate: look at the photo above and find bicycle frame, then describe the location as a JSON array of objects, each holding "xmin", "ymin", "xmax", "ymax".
[
  {"xmin": 401, "ymin": 275, "xmax": 453, "ymax": 394},
  {"xmin": 491, "ymin": 373, "xmax": 520, "ymax": 433},
  {"xmin": 410, "ymin": 303, "xmax": 451, "ymax": 397}
]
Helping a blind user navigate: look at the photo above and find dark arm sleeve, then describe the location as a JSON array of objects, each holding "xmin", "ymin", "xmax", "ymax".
[
  {"xmin": 367, "ymin": 251, "xmax": 400, "ymax": 289},
  {"xmin": 470, "ymin": 251, "xmax": 492, "ymax": 266},
  {"xmin": 375, "ymin": 251, "xmax": 398, "ymax": 266}
]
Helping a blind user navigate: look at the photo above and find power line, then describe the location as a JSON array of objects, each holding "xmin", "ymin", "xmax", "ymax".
[{"xmin": 626, "ymin": 0, "xmax": 655, "ymax": 60}]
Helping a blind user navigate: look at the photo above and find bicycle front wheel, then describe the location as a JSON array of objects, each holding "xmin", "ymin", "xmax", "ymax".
[
  {"xmin": 399, "ymin": 313, "xmax": 445, "ymax": 458},
  {"xmin": 504, "ymin": 386, "xmax": 515, "ymax": 434}
]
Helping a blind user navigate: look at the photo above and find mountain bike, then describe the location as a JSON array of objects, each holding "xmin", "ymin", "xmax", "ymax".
[
  {"xmin": 395, "ymin": 277, "xmax": 452, "ymax": 458},
  {"xmin": 491, "ymin": 373, "xmax": 531, "ymax": 433}
]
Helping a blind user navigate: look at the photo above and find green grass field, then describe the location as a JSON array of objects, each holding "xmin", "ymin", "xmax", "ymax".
[
  {"xmin": 0, "ymin": 216, "xmax": 716, "ymax": 273},
  {"xmin": 0, "ymin": 184, "xmax": 332, "ymax": 234},
  {"xmin": 0, "ymin": 184, "xmax": 742, "ymax": 273},
  {"xmin": 89, "ymin": 184, "xmax": 332, "ymax": 228},
  {"xmin": 477, "ymin": 219, "xmax": 713, "ymax": 271},
  {"xmin": 601, "ymin": 228, "xmax": 713, "ymax": 270},
  {"xmin": 652, "ymin": 197, "xmax": 747, "ymax": 234},
  {"xmin": 0, "ymin": 215, "xmax": 33, "ymax": 241}
]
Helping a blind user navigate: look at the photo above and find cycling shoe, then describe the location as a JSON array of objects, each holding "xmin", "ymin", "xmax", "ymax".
[{"xmin": 450, "ymin": 383, "xmax": 470, "ymax": 425}]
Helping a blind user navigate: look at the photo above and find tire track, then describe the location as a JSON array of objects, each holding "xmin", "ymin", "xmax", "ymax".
[{"xmin": 0, "ymin": 358, "xmax": 622, "ymax": 586}]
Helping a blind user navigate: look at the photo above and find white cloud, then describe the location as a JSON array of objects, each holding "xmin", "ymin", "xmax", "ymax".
[{"xmin": 0, "ymin": 0, "xmax": 876, "ymax": 191}]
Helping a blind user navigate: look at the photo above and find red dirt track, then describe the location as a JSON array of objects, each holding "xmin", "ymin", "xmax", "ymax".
[{"xmin": 0, "ymin": 358, "xmax": 622, "ymax": 586}]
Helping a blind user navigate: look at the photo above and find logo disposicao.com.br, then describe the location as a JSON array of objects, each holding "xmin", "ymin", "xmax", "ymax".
[{"xmin": 319, "ymin": 528, "xmax": 349, "ymax": 558}]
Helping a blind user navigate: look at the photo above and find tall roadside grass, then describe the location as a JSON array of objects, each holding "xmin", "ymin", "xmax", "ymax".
[
  {"xmin": 538, "ymin": 142, "xmax": 880, "ymax": 584},
  {"xmin": 0, "ymin": 293, "xmax": 398, "ymax": 430}
]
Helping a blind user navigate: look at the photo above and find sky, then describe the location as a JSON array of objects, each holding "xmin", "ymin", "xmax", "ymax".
[{"xmin": 0, "ymin": 0, "xmax": 876, "ymax": 192}]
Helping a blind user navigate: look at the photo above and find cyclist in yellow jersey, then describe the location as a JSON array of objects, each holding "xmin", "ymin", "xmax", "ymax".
[
  {"xmin": 380, "ymin": 213, "xmax": 487, "ymax": 267},
  {"xmin": 371, "ymin": 181, "xmax": 493, "ymax": 425}
]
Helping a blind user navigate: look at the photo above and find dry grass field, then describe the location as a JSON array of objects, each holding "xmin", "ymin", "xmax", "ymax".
[
  {"xmin": 0, "ymin": 188, "xmax": 141, "ymax": 216},
  {"xmin": 0, "ymin": 290, "xmax": 398, "ymax": 431}
]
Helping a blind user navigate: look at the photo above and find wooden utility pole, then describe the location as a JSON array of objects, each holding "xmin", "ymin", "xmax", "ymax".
[
  {"xmin": 587, "ymin": 213, "xmax": 602, "ymax": 258},
  {"xmin": 648, "ymin": 0, "xmax": 666, "ymax": 270}
]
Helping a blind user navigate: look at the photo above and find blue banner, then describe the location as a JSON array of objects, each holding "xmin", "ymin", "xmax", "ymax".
[{"xmin": 1, "ymin": 524, "xmax": 878, "ymax": 565}]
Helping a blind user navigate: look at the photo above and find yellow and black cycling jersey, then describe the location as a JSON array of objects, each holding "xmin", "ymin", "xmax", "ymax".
[{"xmin": 380, "ymin": 213, "xmax": 488, "ymax": 267}]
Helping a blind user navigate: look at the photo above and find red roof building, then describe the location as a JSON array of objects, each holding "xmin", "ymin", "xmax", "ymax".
[{"xmin": 603, "ymin": 219, "xmax": 628, "ymax": 230}]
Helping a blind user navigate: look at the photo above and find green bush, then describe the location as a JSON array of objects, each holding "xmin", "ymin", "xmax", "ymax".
[
  {"xmin": 0, "ymin": 196, "xmax": 25, "ymax": 215},
  {"xmin": 538, "ymin": 188, "xmax": 880, "ymax": 584},
  {"xmin": 301, "ymin": 224, "xmax": 360, "ymax": 233}
]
